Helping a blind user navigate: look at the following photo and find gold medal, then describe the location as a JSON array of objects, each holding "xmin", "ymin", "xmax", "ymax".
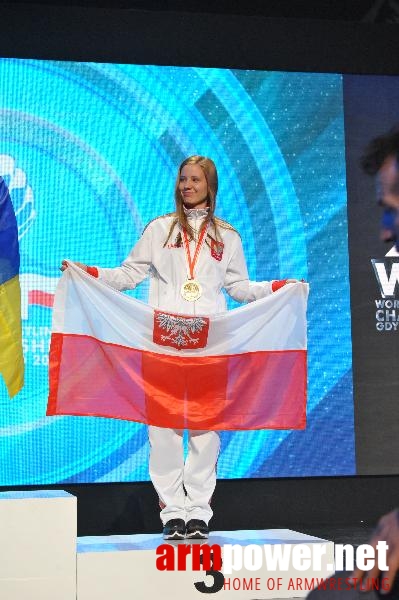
[{"xmin": 181, "ymin": 279, "xmax": 202, "ymax": 301}]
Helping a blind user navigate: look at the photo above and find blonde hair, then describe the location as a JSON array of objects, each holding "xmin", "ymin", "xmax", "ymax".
[{"xmin": 164, "ymin": 155, "xmax": 221, "ymax": 247}]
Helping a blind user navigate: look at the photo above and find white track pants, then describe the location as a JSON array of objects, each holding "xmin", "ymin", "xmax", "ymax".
[{"xmin": 148, "ymin": 426, "xmax": 220, "ymax": 525}]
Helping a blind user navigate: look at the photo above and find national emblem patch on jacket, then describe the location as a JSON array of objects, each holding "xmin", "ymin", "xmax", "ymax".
[{"xmin": 210, "ymin": 238, "xmax": 224, "ymax": 261}]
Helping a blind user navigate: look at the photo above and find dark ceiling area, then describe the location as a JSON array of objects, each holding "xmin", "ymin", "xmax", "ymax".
[{"xmin": 4, "ymin": 0, "xmax": 399, "ymax": 24}]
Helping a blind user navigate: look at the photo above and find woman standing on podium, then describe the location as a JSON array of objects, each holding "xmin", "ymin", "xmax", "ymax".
[{"xmin": 62, "ymin": 155, "xmax": 295, "ymax": 540}]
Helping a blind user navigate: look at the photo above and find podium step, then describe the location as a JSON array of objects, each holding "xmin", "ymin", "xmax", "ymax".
[
  {"xmin": 0, "ymin": 490, "xmax": 77, "ymax": 600},
  {"xmin": 0, "ymin": 489, "xmax": 335, "ymax": 600},
  {"xmin": 77, "ymin": 529, "xmax": 335, "ymax": 600}
]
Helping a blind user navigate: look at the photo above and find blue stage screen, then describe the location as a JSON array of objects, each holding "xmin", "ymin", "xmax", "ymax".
[{"xmin": 0, "ymin": 59, "xmax": 354, "ymax": 483}]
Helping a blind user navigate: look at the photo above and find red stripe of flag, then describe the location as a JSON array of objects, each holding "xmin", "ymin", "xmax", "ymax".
[{"xmin": 47, "ymin": 332, "xmax": 306, "ymax": 431}]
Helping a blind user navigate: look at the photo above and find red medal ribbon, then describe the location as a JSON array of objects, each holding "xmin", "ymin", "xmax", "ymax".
[{"xmin": 182, "ymin": 223, "xmax": 209, "ymax": 280}]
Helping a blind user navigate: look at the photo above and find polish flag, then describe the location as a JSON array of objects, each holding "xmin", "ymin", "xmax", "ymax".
[{"xmin": 47, "ymin": 263, "xmax": 308, "ymax": 430}]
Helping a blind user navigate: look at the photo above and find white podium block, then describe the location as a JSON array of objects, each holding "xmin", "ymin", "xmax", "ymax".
[
  {"xmin": 77, "ymin": 529, "xmax": 334, "ymax": 600},
  {"xmin": 0, "ymin": 490, "xmax": 77, "ymax": 600}
]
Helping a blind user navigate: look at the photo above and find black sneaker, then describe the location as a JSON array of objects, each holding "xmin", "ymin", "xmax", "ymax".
[
  {"xmin": 163, "ymin": 519, "xmax": 186, "ymax": 540},
  {"xmin": 185, "ymin": 519, "xmax": 209, "ymax": 539}
]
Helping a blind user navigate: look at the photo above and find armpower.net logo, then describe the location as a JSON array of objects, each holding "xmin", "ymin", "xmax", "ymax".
[{"xmin": 155, "ymin": 541, "xmax": 391, "ymax": 595}]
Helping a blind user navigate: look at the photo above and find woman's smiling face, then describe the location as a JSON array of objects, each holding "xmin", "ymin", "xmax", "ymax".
[{"xmin": 178, "ymin": 163, "xmax": 209, "ymax": 209}]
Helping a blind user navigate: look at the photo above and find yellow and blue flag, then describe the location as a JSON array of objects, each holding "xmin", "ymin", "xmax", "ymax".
[{"xmin": 0, "ymin": 176, "xmax": 24, "ymax": 397}]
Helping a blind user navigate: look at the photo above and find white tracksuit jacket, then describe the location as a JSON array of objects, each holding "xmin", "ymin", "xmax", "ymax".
[{"xmin": 96, "ymin": 209, "xmax": 274, "ymax": 313}]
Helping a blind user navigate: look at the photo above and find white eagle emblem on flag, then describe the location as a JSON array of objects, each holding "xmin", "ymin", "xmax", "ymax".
[{"xmin": 153, "ymin": 311, "xmax": 210, "ymax": 349}]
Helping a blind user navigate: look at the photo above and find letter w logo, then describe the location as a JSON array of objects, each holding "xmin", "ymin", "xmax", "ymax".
[{"xmin": 372, "ymin": 259, "xmax": 399, "ymax": 298}]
